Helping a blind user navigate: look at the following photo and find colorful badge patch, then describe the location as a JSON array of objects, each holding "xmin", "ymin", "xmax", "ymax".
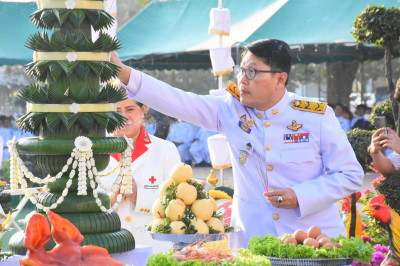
[
  {"xmin": 287, "ymin": 120, "xmax": 302, "ymax": 131},
  {"xmin": 239, "ymin": 151, "xmax": 248, "ymax": 165},
  {"xmin": 284, "ymin": 133, "xmax": 309, "ymax": 143},
  {"xmin": 247, "ymin": 119, "xmax": 254, "ymax": 127},
  {"xmin": 239, "ymin": 114, "xmax": 252, "ymax": 133},
  {"xmin": 246, "ymin": 143, "xmax": 252, "ymax": 150}
]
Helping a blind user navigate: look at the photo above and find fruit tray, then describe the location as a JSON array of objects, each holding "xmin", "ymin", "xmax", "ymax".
[{"xmin": 266, "ymin": 257, "xmax": 353, "ymax": 266}]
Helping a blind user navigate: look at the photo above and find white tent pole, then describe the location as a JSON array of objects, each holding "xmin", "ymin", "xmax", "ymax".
[
  {"xmin": 218, "ymin": 0, "xmax": 223, "ymax": 90},
  {"xmin": 218, "ymin": 0, "xmax": 224, "ymax": 185}
]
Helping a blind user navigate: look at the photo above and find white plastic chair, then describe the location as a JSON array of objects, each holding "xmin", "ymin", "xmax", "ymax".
[{"xmin": 3, "ymin": 187, "xmax": 41, "ymax": 230}]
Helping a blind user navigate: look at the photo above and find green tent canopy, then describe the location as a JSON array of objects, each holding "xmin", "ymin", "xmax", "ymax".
[
  {"xmin": 117, "ymin": 0, "xmax": 400, "ymax": 69},
  {"xmin": 0, "ymin": 1, "xmax": 38, "ymax": 65},
  {"xmin": 1, "ymin": 0, "xmax": 399, "ymax": 68},
  {"xmin": 117, "ymin": 0, "xmax": 286, "ymax": 59}
]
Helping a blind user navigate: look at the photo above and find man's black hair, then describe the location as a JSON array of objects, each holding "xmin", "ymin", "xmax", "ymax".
[{"xmin": 243, "ymin": 39, "xmax": 292, "ymax": 85}]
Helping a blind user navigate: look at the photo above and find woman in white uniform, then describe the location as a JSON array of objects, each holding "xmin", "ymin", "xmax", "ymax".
[{"xmin": 100, "ymin": 98, "xmax": 181, "ymax": 253}]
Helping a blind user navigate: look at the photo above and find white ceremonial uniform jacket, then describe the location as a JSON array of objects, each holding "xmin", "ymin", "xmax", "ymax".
[
  {"xmin": 126, "ymin": 71, "xmax": 364, "ymax": 249},
  {"xmin": 100, "ymin": 130, "xmax": 180, "ymax": 252},
  {"xmin": 388, "ymin": 151, "xmax": 400, "ymax": 170}
]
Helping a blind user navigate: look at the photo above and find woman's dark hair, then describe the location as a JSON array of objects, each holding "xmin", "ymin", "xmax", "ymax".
[
  {"xmin": 242, "ymin": 39, "xmax": 292, "ymax": 85},
  {"xmin": 133, "ymin": 100, "xmax": 144, "ymax": 107}
]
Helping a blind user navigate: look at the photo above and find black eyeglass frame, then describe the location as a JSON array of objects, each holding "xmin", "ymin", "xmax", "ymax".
[{"xmin": 233, "ymin": 65, "xmax": 282, "ymax": 80}]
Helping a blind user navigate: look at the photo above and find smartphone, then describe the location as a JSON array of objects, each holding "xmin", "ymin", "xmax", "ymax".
[{"xmin": 375, "ymin": 116, "xmax": 388, "ymax": 134}]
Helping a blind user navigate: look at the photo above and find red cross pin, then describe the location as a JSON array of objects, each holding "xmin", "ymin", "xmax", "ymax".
[{"xmin": 149, "ymin": 176, "xmax": 156, "ymax": 184}]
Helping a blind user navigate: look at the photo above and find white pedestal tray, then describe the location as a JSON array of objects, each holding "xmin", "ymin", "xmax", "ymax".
[{"xmin": 151, "ymin": 232, "xmax": 228, "ymax": 251}]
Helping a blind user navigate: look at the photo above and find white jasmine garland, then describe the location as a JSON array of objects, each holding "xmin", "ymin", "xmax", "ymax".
[
  {"xmin": 57, "ymin": 197, "xmax": 64, "ymax": 205},
  {"xmin": 75, "ymin": 136, "xmax": 92, "ymax": 152},
  {"xmin": 9, "ymin": 135, "xmax": 133, "ymax": 213}
]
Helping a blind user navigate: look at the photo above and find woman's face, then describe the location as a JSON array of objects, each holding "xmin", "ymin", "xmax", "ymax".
[{"xmin": 114, "ymin": 99, "xmax": 147, "ymax": 138}]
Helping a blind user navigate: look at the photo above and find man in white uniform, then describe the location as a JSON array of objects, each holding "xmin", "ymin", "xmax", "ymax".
[{"xmin": 111, "ymin": 39, "xmax": 364, "ymax": 249}]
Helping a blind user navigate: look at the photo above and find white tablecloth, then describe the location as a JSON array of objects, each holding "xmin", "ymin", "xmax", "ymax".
[
  {"xmin": 0, "ymin": 245, "xmax": 153, "ymax": 266},
  {"xmin": 111, "ymin": 245, "xmax": 153, "ymax": 266}
]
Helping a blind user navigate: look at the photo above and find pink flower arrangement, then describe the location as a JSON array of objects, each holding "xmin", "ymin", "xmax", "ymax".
[
  {"xmin": 370, "ymin": 175, "xmax": 385, "ymax": 188},
  {"xmin": 369, "ymin": 162, "xmax": 379, "ymax": 173}
]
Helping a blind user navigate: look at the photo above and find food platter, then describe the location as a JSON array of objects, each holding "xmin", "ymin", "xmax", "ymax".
[
  {"xmin": 151, "ymin": 232, "xmax": 230, "ymax": 250},
  {"xmin": 266, "ymin": 257, "xmax": 353, "ymax": 266}
]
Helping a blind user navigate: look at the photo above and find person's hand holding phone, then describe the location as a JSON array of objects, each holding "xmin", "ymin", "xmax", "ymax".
[
  {"xmin": 375, "ymin": 116, "xmax": 388, "ymax": 135},
  {"xmin": 370, "ymin": 127, "xmax": 400, "ymax": 154}
]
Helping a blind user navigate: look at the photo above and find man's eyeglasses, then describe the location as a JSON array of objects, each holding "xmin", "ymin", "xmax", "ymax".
[{"xmin": 233, "ymin": 66, "xmax": 281, "ymax": 80}]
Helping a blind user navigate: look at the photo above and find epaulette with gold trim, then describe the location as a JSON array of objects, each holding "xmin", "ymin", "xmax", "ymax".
[
  {"xmin": 225, "ymin": 80, "xmax": 240, "ymax": 100},
  {"xmin": 291, "ymin": 99, "xmax": 327, "ymax": 114}
]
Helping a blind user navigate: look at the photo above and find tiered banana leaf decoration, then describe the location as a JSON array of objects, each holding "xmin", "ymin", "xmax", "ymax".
[{"xmin": 8, "ymin": 0, "xmax": 135, "ymax": 254}]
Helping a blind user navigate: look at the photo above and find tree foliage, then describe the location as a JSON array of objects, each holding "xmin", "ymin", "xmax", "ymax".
[
  {"xmin": 376, "ymin": 171, "xmax": 400, "ymax": 214},
  {"xmin": 369, "ymin": 99, "xmax": 395, "ymax": 129},
  {"xmin": 353, "ymin": 5, "xmax": 400, "ymax": 50},
  {"xmin": 346, "ymin": 128, "xmax": 373, "ymax": 170},
  {"xmin": 353, "ymin": 5, "xmax": 400, "ymax": 133}
]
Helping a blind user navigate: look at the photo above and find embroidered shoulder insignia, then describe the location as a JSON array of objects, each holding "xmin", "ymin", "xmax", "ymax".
[
  {"xmin": 291, "ymin": 99, "xmax": 327, "ymax": 114},
  {"xmin": 225, "ymin": 80, "xmax": 240, "ymax": 100}
]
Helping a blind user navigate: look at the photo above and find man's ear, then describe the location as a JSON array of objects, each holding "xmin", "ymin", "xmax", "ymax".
[{"xmin": 277, "ymin": 72, "xmax": 288, "ymax": 88}]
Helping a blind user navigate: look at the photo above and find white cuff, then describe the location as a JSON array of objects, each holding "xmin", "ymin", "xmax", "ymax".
[
  {"xmin": 123, "ymin": 68, "xmax": 142, "ymax": 97},
  {"xmin": 388, "ymin": 150, "xmax": 400, "ymax": 170}
]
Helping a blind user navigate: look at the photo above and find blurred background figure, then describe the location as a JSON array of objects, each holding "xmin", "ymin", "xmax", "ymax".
[
  {"xmin": 167, "ymin": 118, "xmax": 199, "ymax": 164},
  {"xmin": 334, "ymin": 103, "xmax": 351, "ymax": 132},
  {"xmin": 351, "ymin": 104, "xmax": 373, "ymax": 130},
  {"xmin": 0, "ymin": 115, "xmax": 13, "ymax": 163},
  {"xmin": 189, "ymin": 128, "xmax": 217, "ymax": 167},
  {"xmin": 146, "ymin": 109, "xmax": 171, "ymax": 140},
  {"xmin": 0, "ymin": 135, "xmax": 3, "ymax": 169}
]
